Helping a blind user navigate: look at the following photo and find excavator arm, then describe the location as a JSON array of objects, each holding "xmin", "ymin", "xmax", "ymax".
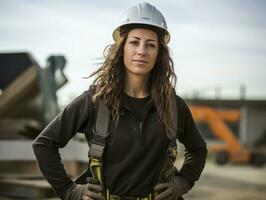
[{"xmin": 189, "ymin": 106, "xmax": 250, "ymax": 164}]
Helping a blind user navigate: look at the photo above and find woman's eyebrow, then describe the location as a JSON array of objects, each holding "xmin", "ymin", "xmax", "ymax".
[
  {"xmin": 147, "ymin": 39, "xmax": 156, "ymax": 42},
  {"xmin": 130, "ymin": 36, "xmax": 141, "ymax": 40}
]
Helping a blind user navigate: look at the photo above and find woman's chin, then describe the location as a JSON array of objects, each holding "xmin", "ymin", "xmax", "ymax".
[
  {"xmin": 130, "ymin": 71, "xmax": 150, "ymax": 77},
  {"xmin": 127, "ymin": 68, "xmax": 152, "ymax": 76}
]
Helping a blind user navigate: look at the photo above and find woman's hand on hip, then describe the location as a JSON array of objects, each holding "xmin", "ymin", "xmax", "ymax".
[{"xmin": 83, "ymin": 177, "xmax": 105, "ymax": 200}]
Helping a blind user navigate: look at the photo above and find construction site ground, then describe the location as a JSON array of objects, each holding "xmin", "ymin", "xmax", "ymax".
[{"xmin": 183, "ymin": 160, "xmax": 266, "ymax": 200}]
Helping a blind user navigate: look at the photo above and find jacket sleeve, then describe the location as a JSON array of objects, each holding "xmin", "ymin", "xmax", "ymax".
[
  {"xmin": 176, "ymin": 96, "xmax": 208, "ymax": 188},
  {"xmin": 32, "ymin": 90, "xmax": 94, "ymax": 199}
]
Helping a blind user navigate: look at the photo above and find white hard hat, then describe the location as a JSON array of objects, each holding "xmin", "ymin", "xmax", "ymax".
[{"xmin": 113, "ymin": 2, "xmax": 170, "ymax": 44}]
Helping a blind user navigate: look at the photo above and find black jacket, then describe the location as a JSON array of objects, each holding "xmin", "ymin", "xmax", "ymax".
[{"xmin": 32, "ymin": 89, "xmax": 207, "ymax": 199}]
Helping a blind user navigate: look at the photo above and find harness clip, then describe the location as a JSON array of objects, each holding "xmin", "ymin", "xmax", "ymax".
[{"xmin": 89, "ymin": 143, "xmax": 105, "ymax": 159}]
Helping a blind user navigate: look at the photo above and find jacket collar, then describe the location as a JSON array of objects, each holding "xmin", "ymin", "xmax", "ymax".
[{"xmin": 119, "ymin": 93, "xmax": 154, "ymax": 115}]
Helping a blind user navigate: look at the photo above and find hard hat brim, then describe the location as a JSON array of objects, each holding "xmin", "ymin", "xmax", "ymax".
[{"xmin": 113, "ymin": 23, "xmax": 170, "ymax": 44}]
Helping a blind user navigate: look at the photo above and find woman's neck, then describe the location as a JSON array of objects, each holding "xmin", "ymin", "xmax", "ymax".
[{"xmin": 124, "ymin": 74, "xmax": 150, "ymax": 98}]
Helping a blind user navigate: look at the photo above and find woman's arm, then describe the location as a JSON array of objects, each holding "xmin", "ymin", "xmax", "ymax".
[
  {"xmin": 176, "ymin": 96, "xmax": 208, "ymax": 188},
  {"xmin": 32, "ymin": 90, "xmax": 94, "ymax": 199}
]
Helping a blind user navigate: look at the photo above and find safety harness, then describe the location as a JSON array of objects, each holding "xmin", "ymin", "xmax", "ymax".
[{"xmin": 87, "ymin": 90, "xmax": 178, "ymax": 200}]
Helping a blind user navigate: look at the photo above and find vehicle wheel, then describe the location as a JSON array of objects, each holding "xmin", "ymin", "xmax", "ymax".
[
  {"xmin": 250, "ymin": 153, "xmax": 265, "ymax": 167},
  {"xmin": 215, "ymin": 151, "xmax": 229, "ymax": 165}
]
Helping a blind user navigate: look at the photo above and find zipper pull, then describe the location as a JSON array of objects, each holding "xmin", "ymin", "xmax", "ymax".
[{"xmin": 139, "ymin": 122, "xmax": 143, "ymax": 144}]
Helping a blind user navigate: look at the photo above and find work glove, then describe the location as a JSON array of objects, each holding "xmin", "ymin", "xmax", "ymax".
[
  {"xmin": 83, "ymin": 177, "xmax": 105, "ymax": 200},
  {"xmin": 64, "ymin": 184, "xmax": 87, "ymax": 200},
  {"xmin": 154, "ymin": 175, "xmax": 191, "ymax": 200}
]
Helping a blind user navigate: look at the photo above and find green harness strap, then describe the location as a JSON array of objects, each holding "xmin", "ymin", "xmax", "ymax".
[{"xmin": 88, "ymin": 98, "xmax": 110, "ymax": 184}]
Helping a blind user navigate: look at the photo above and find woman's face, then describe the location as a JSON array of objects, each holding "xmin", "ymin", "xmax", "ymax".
[{"xmin": 123, "ymin": 28, "xmax": 159, "ymax": 78}]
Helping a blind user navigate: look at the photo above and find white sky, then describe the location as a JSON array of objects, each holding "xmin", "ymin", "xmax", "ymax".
[{"xmin": 0, "ymin": 0, "xmax": 266, "ymax": 105}]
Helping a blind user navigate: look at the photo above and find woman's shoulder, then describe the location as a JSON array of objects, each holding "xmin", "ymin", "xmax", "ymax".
[
  {"xmin": 175, "ymin": 94, "xmax": 186, "ymax": 105},
  {"xmin": 175, "ymin": 94, "xmax": 190, "ymax": 113},
  {"xmin": 66, "ymin": 87, "xmax": 95, "ymax": 110}
]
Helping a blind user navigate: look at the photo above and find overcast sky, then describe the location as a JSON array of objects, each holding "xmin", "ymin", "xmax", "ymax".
[{"xmin": 1, "ymin": 0, "xmax": 266, "ymax": 104}]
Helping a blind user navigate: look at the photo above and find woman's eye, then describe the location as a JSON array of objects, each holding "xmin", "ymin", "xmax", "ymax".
[
  {"xmin": 129, "ymin": 41, "xmax": 139, "ymax": 45},
  {"xmin": 147, "ymin": 43, "xmax": 156, "ymax": 48}
]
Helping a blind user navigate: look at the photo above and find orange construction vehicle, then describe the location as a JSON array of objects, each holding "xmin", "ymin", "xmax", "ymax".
[{"xmin": 190, "ymin": 106, "xmax": 265, "ymax": 167}]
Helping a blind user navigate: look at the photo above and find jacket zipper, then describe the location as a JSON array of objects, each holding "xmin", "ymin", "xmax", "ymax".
[
  {"xmin": 126, "ymin": 110, "xmax": 148, "ymax": 145},
  {"xmin": 124, "ymin": 102, "xmax": 152, "ymax": 145},
  {"xmin": 139, "ymin": 122, "xmax": 143, "ymax": 144}
]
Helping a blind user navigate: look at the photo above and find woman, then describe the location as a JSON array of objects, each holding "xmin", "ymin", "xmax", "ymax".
[{"xmin": 33, "ymin": 2, "xmax": 207, "ymax": 200}]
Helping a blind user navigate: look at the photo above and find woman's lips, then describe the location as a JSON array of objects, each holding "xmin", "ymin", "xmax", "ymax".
[{"xmin": 132, "ymin": 60, "xmax": 148, "ymax": 64}]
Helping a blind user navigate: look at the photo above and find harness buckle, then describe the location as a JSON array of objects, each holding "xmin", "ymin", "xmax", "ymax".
[{"xmin": 89, "ymin": 143, "xmax": 105, "ymax": 159}]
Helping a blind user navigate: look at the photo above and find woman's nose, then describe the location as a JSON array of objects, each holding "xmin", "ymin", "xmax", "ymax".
[{"xmin": 137, "ymin": 44, "xmax": 147, "ymax": 56}]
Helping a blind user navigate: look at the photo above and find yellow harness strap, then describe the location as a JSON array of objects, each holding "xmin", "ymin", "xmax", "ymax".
[{"xmin": 89, "ymin": 158, "xmax": 102, "ymax": 183}]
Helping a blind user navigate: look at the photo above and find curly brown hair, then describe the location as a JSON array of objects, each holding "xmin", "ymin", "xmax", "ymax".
[{"xmin": 90, "ymin": 26, "xmax": 177, "ymax": 138}]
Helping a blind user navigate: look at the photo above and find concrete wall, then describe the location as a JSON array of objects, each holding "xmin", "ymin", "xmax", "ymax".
[{"xmin": 240, "ymin": 105, "xmax": 266, "ymax": 147}]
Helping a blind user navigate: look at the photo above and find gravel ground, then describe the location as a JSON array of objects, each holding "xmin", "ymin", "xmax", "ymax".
[{"xmin": 183, "ymin": 160, "xmax": 266, "ymax": 200}]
